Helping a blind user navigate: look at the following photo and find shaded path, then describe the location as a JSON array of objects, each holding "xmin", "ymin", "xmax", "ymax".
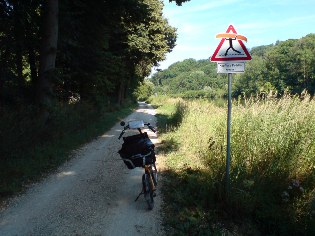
[{"xmin": 0, "ymin": 102, "xmax": 163, "ymax": 236}]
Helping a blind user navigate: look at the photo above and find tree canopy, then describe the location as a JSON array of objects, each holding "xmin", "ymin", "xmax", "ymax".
[
  {"xmin": 0, "ymin": 0, "xmax": 177, "ymax": 107},
  {"xmin": 234, "ymin": 34, "xmax": 315, "ymax": 96},
  {"xmin": 151, "ymin": 58, "xmax": 227, "ymax": 98}
]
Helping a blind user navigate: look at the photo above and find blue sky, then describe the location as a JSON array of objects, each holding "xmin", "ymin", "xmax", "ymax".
[{"xmin": 157, "ymin": 0, "xmax": 315, "ymax": 70}]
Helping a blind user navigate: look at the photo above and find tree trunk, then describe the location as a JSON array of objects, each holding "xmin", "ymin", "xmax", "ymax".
[
  {"xmin": 29, "ymin": 47, "xmax": 38, "ymax": 102},
  {"xmin": 15, "ymin": 43, "xmax": 24, "ymax": 86},
  {"xmin": 0, "ymin": 48, "xmax": 10, "ymax": 107},
  {"xmin": 37, "ymin": 0, "xmax": 58, "ymax": 108},
  {"xmin": 13, "ymin": 0, "xmax": 24, "ymax": 87},
  {"xmin": 117, "ymin": 82, "xmax": 125, "ymax": 106},
  {"xmin": 29, "ymin": 48, "xmax": 38, "ymax": 84}
]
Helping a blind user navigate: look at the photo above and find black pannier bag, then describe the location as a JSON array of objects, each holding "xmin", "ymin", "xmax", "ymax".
[{"xmin": 118, "ymin": 132, "xmax": 156, "ymax": 169}]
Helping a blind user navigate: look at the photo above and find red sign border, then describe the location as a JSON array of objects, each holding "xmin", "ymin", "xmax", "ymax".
[{"xmin": 210, "ymin": 25, "xmax": 252, "ymax": 62}]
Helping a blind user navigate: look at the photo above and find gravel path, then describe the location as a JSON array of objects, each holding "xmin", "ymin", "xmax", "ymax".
[{"xmin": 0, "ymin": 102, "xmax": 163, "ymax": 236}]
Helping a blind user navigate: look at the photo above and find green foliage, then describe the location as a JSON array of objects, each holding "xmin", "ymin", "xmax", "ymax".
[
  {"xmin": 152, "ymin": 34, "xmax": 315, "ymax": 100},
  {"xmin": 56, "ymin": 0, "xmax": 176, "ymax": 104},
  {"xmin": 235, "ymin": 34, "xmax": 315, "ymax": 96},
  {"xmin": 0, "ymin": 0, "xmax": 41, "ymax": 104},
  {"xmin": 152, "ymin": 95, "xmax": 315, "ymax": 235},
  {"xmin": 0, "ymin": 101, "xmax": 137, "ymax": 197},
  {"xmin": 132, "ymin": 79, "xmax": 154, "ymax": 101},
  {"xmin": 151, "ymin": 58, "xmax": 226, "ymax": 98},
  {"xmin": 0, "ymin": 0, "xmax": 177, "ymax": 106}
]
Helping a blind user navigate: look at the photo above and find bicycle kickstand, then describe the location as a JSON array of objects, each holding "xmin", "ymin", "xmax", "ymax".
[{"xmin": 135, "ymin": 190, "xmax": 144, "ymax": 202}]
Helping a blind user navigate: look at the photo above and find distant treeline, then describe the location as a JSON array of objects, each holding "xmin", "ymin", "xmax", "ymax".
[{"xmin": 151, "ymin": 34, "xmax": 315, "ymax": 98}]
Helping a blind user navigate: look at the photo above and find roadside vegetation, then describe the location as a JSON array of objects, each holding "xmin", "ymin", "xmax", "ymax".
[
  {"xmin": 150, "ymin": 95, "xmax": 315, "ymax": 235},
  {"xmin": 0, "ymin": 101, "xmax": 136, "ymax": 202}
]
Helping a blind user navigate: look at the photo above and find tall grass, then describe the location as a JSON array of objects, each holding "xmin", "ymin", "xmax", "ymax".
[{"xmin": 152, "ymin": 94, "xmax": 315, "ymax": 235}]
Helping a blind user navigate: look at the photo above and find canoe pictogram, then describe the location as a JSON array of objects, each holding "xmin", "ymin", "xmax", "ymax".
[{"xmin": 216, "ymin": 33, "xmax": 247, "ymax": 42}]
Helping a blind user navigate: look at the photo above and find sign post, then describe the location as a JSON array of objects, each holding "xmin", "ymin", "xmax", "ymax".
[
  {"xmin": 210, "ymin": 25, "xmax": 251, "ymax": 198},
  {"xmin": 226, "ymin": 72, "xmax": 232, "ymax": 197}
]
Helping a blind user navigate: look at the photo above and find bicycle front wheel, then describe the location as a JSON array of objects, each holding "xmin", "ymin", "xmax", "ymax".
[{"xmin": 142, "ymin": 173, "xmax": 154, "ymax": 210}]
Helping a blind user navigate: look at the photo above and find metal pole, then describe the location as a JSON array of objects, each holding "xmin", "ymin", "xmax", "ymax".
[{"xmin": 226, "ymin": 73, "xmax": 232, "ymax": 198}]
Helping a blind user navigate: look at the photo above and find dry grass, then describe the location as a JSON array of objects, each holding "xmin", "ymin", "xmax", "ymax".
[{"xmin": 152, "ymin": 94, "xmax": 315, "ymax": 235}]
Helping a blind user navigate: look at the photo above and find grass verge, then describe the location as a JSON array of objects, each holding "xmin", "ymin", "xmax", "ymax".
[
  {"xmin": 0, "ymin": 101, "xmax": 137, "ymax": 202},
  {"xmin": 151, "ymin": 94, "xmax": 315, "ymax": 235}
]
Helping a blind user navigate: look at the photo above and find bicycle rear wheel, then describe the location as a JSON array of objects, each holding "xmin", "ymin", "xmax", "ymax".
[{"xmin": 142, "ymin": 173, "xmax": 154, "ymax": 210}]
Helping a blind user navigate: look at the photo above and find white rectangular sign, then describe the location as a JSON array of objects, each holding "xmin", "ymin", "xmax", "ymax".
[{"xmin": 217, "ymin": 62, "xmax": 245, "ymax": 73}]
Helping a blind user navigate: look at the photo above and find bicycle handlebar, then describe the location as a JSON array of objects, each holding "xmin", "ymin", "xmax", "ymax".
[
  {"xmin": 118, "ymin": 124, "xmax": 128, "ymax": 140},
  {"xmin": 118, "ymin": 122, "xmax": 156, "ymax": 139},
  {"xmin": 146, "ymin": 123, "xmax": 157, "ymax": 133}
]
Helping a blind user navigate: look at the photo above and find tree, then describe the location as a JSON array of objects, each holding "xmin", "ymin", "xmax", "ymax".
[
  {"xmin": 233, "ymin": 55, "xmax": 268, "ymax": 96},
  {"xmin": 133, "ymin": 79, "xmax": 154, "ymax": 101},
  {"xmin": 115, "ymin": 0, "xmax": 177, "ymax": 104},
  {"xmin": 1, "ymin": 0, "xmax": 180, "ymax": 107},
  {"xmin": 37, "ymin": 0, "xmax": 58, "ymax": 108},
  {"xmin": 235, "ymin": 35, "xmax": 315, "ymax": 96},
  {"xmin": 150, "ymin": 58, "xmax": 225, "ymax": 97},
  {"xmin": 291, "ymin": 34, "xmax": 315, "ymax": 93},
  {"xmin": 54, "ymin": 0, "xmax": 177, "ymax": 105},
  {"xmin": 0, "ymin": 0, "xmax": 42, "ymax": 105}
]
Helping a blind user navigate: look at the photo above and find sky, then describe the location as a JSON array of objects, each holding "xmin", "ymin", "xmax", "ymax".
[{"xmin": 155, "ymin": 0, "xmax": 315, "ymax": 71}]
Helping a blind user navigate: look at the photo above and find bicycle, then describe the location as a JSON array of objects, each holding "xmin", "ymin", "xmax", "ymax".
[{"xmin": 118, "ymin": 120, "xmax": 158, "ymax": 210}]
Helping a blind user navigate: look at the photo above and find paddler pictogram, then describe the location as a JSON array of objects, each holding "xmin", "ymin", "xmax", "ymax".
[{"xmin": 216, "ymin": 33, "xmax": 248, "ymax": 56}]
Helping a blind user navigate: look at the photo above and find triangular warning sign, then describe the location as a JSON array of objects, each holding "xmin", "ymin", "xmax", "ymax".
[{"xmin": 211, "ymin": 25, "xmax": 251, "ymax": 61}]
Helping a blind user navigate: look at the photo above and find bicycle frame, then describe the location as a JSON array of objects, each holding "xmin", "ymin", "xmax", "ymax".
[{"xmin": 145, "ymin": 164, "xmax": 156, "ymax": 191}]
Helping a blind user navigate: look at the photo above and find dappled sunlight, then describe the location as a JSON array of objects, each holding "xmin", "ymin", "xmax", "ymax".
[
  {"xmin": 0, "ymin": 219, "xmax": 9, "ymax": 227},
  {"xmin": 136, "ymin": 108, "xmax": 156, "ymax": 116},
  {"xmin": 149, "ymin": 137, "xmax": 160, "ymax": 145},
  {"xmin": 129, "ymin": 175, "xmax": 142, "ymax": 181},
  {"xmin": 101, "ymin": 134, "xmax": 115, "ymax": 138},
  {"xmin": 57, "ymin": 171, "xmax": 76, "ymax": 178}
]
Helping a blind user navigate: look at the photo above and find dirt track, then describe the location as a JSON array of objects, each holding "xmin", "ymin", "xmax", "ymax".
[{"xmin": 0, "ymin": 102, "xmax": 163, "ymax": 236}]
